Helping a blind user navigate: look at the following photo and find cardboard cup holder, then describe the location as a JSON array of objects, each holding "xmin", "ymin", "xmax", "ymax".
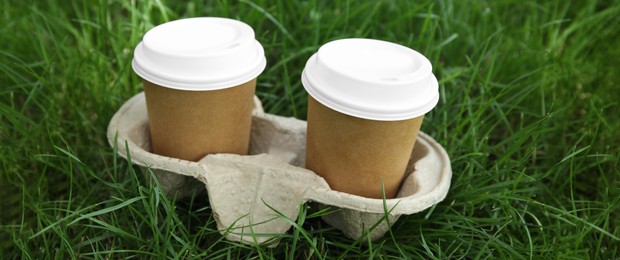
[{"xmin": 107, "ymin": 92, "xmax": 452, "ymax": 245}]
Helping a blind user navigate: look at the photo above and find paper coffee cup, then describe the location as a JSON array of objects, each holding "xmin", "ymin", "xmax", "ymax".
[
  {"xmin": 302, "ymin": 38, "xmax": 439, "ymax": 198},
  {"xmin": 132, "ymin": 17, "xmax": 266, "ymax": 161}
]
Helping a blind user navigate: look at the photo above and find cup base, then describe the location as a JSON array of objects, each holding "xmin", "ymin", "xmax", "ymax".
[{"xmin": 305, "ymin": 96, "xmax": 424, "ymax": 199}]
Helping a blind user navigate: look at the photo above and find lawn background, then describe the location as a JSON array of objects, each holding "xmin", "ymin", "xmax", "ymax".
[{"xmin": 1, "ymin": 0, "xmax": 619, "ymax": 258}]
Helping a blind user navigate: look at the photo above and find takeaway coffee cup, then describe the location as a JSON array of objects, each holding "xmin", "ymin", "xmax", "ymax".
[
  {"xmin": 132, "ymin": 17, "xmax": 266, "ymax": 161},
  {"xmin": 302, "ymin": 38, "xmax": 439, "ymax": 199}
]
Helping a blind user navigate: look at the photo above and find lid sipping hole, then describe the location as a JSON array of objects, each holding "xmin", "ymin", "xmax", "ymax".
[
  {"xmin": 226, "ymin": 42, "xmax": 241, "ymax": 49},
  {"xmin": 381, "ymin": 77, "xmax": 399, "ymax": 82}
]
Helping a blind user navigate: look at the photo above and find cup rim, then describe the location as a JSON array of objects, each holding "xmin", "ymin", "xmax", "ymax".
[
  {"xmin": 132, "ymin": 17, "xmax": 267, "ymax": 91},
  {"xmin": 302, "ymin": 38, "xmax": 439, "ymax": 121}
]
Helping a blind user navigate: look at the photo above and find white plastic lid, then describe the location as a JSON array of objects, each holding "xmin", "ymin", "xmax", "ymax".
[
  {"xmin": 132, "ymin": 17, "xmax": 266, "ymax": 91},
  {"xmin": 302, "ymin": 38, "xmax": 439, "ymax": 121}
]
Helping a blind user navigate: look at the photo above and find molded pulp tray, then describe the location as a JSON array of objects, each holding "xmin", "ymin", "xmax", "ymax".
[{"xmin": 107, "ymin": 92, "xmax": 452, "ymax": 245}]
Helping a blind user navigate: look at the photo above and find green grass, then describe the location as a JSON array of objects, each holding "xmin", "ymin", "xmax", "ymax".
[{"xmin": 1, "ymin": 0, "xmax": 619, "ymax": 258}]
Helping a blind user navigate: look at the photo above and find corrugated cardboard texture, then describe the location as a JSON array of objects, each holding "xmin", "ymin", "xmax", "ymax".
[
  {"xmin": 143, "ymin": 79, "xmax": 256, "ymax": 161},
  {"xmin": 306, "ymin": 97, "xmax": 423, "ymax": 199}
]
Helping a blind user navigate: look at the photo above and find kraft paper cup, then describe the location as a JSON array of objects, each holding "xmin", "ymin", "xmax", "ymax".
[
  {"xmin": 132, "ymin": 17, "xmax": 266, "ymax": 161},
  {"xmin": 302, "ymin": 38, "xmax": 439, "ymax": 199}
]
